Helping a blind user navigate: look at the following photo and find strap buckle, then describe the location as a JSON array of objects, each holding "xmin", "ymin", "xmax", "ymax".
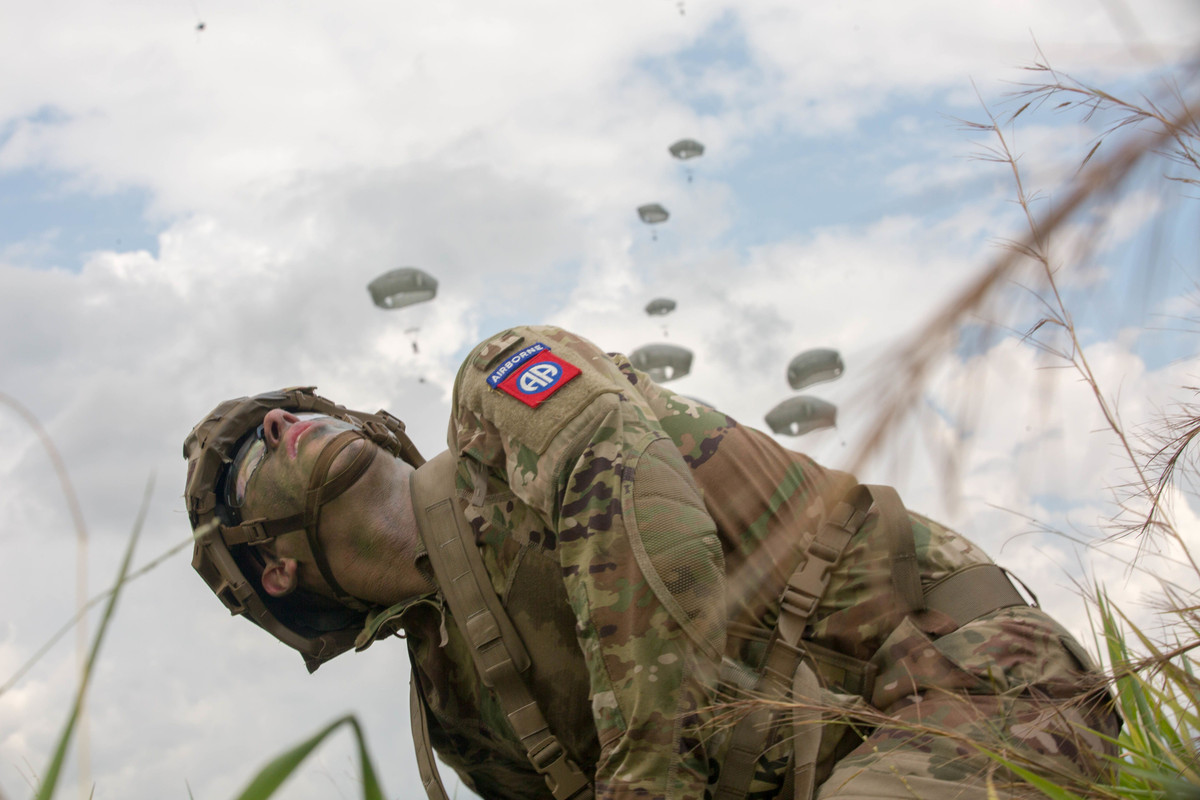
[
  {"xmin": 223, "ymin": 517, "xmax": 273, "ymax": 546},
  {"xmin": 530, "ymin": 739, "xmax": 591, "ymax": 800}
]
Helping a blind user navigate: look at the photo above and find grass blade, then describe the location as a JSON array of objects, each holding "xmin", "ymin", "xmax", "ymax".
[
  {"xmin": 232, "ymin": 714, "xmax": 383, "ymax": 800},
  {"xmin": 33, "ymin": 475, "xmax": 153, "ymax": 800}
]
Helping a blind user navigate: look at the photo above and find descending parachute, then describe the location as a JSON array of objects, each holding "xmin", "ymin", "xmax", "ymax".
[
  {"xmin": 644, "ymin": 297, "xmax": 677, "ymax": 316},
  {"xmin": 637, "ymin": 203, "xmax": 669, "ymax": 224},
  {"xmin": 764, "ymin": 396, "xmax": 837, "ymax": 437},
  {"xmin": 368, "ymin": 267, "xmax": 438, "ymax": 310},
  {"xmin": 644, "ymin": 297, "xmax": 677, "ymax": 338},
  {"xmin": 636, "ymin": 204, "xmax": 669, "ymax": 240},
  {"xmin": 668, "ymin": 139, "xmax": 704, "ymax": 160},
  {"xmin": 368, "ymin": 267, "xmax": 438, "ymax": 358},
  {"xmin": 668, "ymin": 138, "xmax": 704, "ymax": 182},
  {"xmin": 637, "ymin": 203, "xmax": 669, "ymax": 240},
  {"xmin": 786, "ymin": 348, "xmax": 845, "ymax": 390},
  {"xmin": 629, "ymin": 343, "xmax": 693, "ymax": 383}
]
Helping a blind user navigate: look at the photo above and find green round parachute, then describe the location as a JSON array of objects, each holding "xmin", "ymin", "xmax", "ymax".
[
  {"xmin": 367, "ymin": 267, "xmax": 438, "ymax": 310},
  {"xmin": 668, "ymin": 139, "xmax": 705, "ymax": 160},
  {"xmin": 764, "ymin": 396, "xmax": 837, "ymax": 436},
  {"xmin": 786, "ymin": 348, "xmax": 844, "ymax": 390},
  {"xmin": 644, "ymin": 298, "xmax": 677, "ymax": 316},
  {"xmin": 637, "ymin": 203, "xmax": 670, "ymax": 225},
  {"xmin": 629, "ymin": 343, "xmax": 693, "ymax": 383}
]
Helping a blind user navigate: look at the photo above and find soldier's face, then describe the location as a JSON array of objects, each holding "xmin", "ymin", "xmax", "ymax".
[
  {"xmin": 234, "ymin": 409, "xmax": 421, "ymax": 605},
  {"xmin": 234, "ymin": 409, "xmax": 360, "ymax": 519}
]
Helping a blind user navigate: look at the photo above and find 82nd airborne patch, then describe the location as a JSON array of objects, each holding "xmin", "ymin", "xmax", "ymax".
[{"xmin": 487, "ymin": 342, "xmax": 581, "ymax": 408}]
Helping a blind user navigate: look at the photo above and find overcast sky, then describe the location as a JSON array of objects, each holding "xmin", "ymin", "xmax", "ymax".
[{"xmin": 2, "ymin": 2, "xmax": 1199, "ymax": 799}]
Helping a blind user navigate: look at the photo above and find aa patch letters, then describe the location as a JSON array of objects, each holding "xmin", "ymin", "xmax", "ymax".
[{"xmin": 489, "ymin": 344, "xmax": 581, "ymax": 408}]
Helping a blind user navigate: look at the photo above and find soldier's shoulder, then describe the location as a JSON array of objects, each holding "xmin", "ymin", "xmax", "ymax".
[{"xmin": 451, "ymin": 325, "xmax": 625, "ymax": 455}]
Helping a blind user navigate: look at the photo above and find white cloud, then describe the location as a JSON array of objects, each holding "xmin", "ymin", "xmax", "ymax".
[{"xmin": 1, "ymin": 2, "xmax": 1198, "ymax": 798}]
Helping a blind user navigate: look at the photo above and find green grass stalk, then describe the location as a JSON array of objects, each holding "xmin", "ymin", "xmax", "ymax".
[
  {"xmin": 33, "ymin": 475, "xmax": 152, "ymax": 800},
  {"xmin": 230, "ymin": 714, "xmax": 384, "ymax": 800}
]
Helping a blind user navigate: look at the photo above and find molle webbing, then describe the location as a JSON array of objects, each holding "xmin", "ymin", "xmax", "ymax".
[{"xmin": 410, "ymin": 451, "xmax": 593, "ymax": 800}]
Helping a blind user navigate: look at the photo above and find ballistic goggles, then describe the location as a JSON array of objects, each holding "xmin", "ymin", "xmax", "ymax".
[{"xmin": 224, "ymin": 412, "xmax": 329, "ymax": 510}]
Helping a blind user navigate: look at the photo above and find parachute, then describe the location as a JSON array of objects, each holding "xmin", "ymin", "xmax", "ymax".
[
  {"xmin": 629, "ymin": 343, "xmax": 693, "ymax": 383},
  {"xmin": 637, "ymin": 204, "xmax": 669, "ymax": 241},
  {"xmin": 637, "ymin": 203, "xmax": 669, "ymax": 225},
  {"xmin": 668, "ymin": 139, "xmax": 705, "ymax": 160},
  {"xmin": 644, "ymin": 298, "xmax": 677, "ymax": 316},
  {"xmin": 764, "ymin": 396, "xmax": 837, "ymax": 437},
  {"xmin": 367, "ymin": 267, "xmax": 438, "ymax": 310},
  {"xmin": 669, "ymin": 138, "xmax": 704, "ymax": 182},
  {"xmin": 786, "ymin": 348, "xmax": 844, "ymax": 390}
]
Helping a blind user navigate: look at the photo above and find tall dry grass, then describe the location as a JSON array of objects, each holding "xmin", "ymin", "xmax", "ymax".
[{"xmin": 743, "ymin": 48, "xmax": 1200, "ymax": 800}]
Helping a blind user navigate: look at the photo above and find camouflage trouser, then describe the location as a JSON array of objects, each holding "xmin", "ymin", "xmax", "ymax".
[{"xmin": 814, "ymin": 607, "xmax": 1120, "ymax": 799}]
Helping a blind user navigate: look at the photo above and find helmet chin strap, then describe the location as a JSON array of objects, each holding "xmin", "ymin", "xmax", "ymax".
[
  {"xmin": 301, "ymin": 428, "xmax": 377, "ymax": 612},
  {"xmin": 223, "ymin": 428, "xmax": 379, "ymax": 612}
]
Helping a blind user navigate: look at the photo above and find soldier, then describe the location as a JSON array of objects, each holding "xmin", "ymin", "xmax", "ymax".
[{"xmin": 183, "ymin": 325, "xmax": 1117, "ymax": 800}]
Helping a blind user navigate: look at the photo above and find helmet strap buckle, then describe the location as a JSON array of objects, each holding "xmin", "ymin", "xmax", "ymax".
[{"xmin": 238, "ymin": 518, "xmax": 275, "ymax": 546}]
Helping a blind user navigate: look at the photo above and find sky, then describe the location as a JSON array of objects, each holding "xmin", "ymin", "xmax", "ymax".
[{"xmin": 1, "ymin": 1, "xmax": 1199, "ymax": 799}]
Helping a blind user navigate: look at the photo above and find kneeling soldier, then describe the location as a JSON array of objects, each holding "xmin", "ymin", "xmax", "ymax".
[{"xmin": 184, "ymin": 324, "xmax": 1118, "ymax": 800}]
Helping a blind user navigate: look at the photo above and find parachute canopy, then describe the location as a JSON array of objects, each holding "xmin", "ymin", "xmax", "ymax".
[
  {"xmin": 368, "ymin": 267, "xmax": 438, "ymax": 310},
  {"xmin": 668, "ymin": 139, "xmax": 705, "ymax": 160},
  {"xmin": 644, "ymin": 297, "xmax": 677, "ymax": 316},
  {"xmin": 637, "ymin": 203, "xmax": 670, "ymax": 225},
  {"xmin": 629, "ymin": 343, "xmax": 693, "ymax": 383},
  {"xmin": 786, "ymin": 348, "xmax": 845, "ymax": 390},
  {"xmin": 764, "ymin": 396, "xmax": 837, "ymax": 437}
]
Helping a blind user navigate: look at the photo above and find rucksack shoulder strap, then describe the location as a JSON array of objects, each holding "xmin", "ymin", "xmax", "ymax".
[
  {"xmin": 866, "ymin": 484, "xmax": 925, "ymax": 614},
  {"xmin": 410, "ymin": 451, "xmax": 592, "ymax": 800},
  {"xmin": 716, "ymin": 483, "xmax": 899, "ymax": 800}
]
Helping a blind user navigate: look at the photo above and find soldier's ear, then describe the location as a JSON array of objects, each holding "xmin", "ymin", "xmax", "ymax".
[{"xmin": 261, "ymin": 557, "xmax": 299, "ymax": 597}]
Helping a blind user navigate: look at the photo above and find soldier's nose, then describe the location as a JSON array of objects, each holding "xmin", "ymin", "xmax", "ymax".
[{"xmin": 261, "ymin": 409, "xmax": 298, "ymax": 449}]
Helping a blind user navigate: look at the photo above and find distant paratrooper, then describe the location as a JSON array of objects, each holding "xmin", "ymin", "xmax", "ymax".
[
  {"xmin": 764, "ymin": 396, "xmax": 837, "ymax": 437},
  {"xmin": 629, "ymin": 343, "xmax": 693, "ymax": 383}
]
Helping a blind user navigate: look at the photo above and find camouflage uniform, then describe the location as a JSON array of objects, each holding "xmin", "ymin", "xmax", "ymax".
[{"xmin": 360, "ymin": 325, "xmax": 1116, "ymax": 800}]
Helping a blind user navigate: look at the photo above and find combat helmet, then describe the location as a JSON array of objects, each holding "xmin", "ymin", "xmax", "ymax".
[{"xmin": 183, "ymin": 386, "xmax": 424, "ymax": 671}]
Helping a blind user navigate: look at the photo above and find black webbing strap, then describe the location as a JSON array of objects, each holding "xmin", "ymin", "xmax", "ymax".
[{"xmin": 410, "ymin": 451, "xmax": 592, "ymax": 800}]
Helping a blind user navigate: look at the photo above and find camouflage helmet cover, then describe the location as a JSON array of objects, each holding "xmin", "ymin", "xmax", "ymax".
[{"xmin": 183, "ymin": 386, "xmax": 424, "ymax": 671}]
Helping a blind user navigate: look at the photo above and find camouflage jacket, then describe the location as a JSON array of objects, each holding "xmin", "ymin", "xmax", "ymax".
[{"xmin": 365, "ymin": 325, "xmax": 1098, "ymax": 800}]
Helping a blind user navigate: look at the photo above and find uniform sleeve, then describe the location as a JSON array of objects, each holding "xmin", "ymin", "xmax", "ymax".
[{"xmin": 450, "ymin": 325, "xmax": 726, "ymax": 800}]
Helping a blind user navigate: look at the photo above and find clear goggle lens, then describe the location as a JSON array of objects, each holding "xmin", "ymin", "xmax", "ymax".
[{"xmin": 224, "ymin": 412, "xmax": 328, "ymax": 509}]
